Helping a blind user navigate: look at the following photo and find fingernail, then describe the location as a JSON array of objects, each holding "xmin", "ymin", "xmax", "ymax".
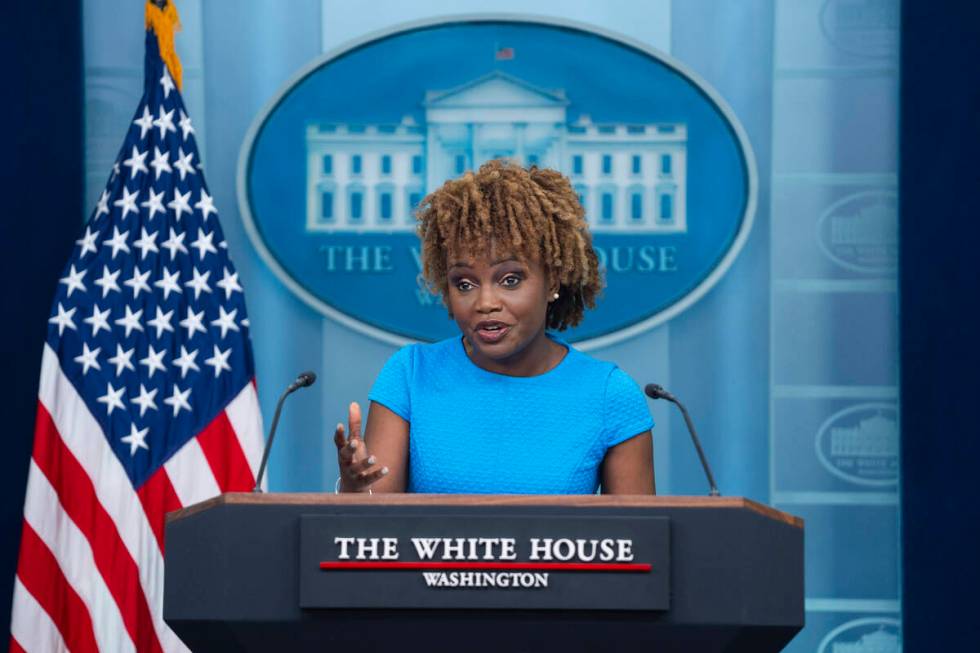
[
  {"xmin": 367, "ymin": 455, "xmax": 377, "ymax": 465},
  {"xmin": 381, "ymin": 467, "xmax": 389, "ymax": 475},
  {"xmin": 336, "ymin": 423, "xmax": 344, "ymax": 431},
  {"xmin": 348, "ymin": 441, "xmax": 357, "ymax": 450}
]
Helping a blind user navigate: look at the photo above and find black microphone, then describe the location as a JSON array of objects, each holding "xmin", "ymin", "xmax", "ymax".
[
  {"xmin": 252, "ymin": 371, "xmax": 317, "ymax": 492},
  {"xmin": 644, "ymin": 383, "xmax": 720, "ymax": 497}
]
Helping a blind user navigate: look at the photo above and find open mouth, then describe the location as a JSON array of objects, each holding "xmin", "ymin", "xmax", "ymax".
[{"xmin": 475, "ymin": 321, "xmax": 511, "ymax": 343}]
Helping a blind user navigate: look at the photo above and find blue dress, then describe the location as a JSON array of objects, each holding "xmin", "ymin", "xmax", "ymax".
[{"xmin": 368, "ymin": 336, "xmax": 653, "ymax": 494}]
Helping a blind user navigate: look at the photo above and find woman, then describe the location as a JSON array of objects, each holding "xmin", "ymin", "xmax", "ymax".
[{"xmin": 334, "ymin": 160, "xmax": 654, "ymax": 494}]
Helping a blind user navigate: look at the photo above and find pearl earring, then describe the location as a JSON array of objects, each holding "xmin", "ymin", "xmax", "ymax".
[{"xmin": 552, "ymin": 292, "xmax": 560, "ymax": 300}]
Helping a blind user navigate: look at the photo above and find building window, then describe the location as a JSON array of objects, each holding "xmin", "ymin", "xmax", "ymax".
[
  {"xmin": 454, "ymin": 154, "xmax": 466, "ymax": 175},
  {"xmin": 351, "ymin": 155, "xmax": 362, "ymax": 175},
  {"xmin": 412, "ymin": 155, "xmax": 423, "ymax": 175},
  {"xmin": 632, "ymin": 155, "xmax": 642, "ymax": 175},
  {"xmin": 659, "ymin": 193, "xmax": 674, "ymax": 221},
  {"xmin": 379, "ymin": 192, "xmax": 392, "ymax": 221},
  {"xmin": 661, "ymin": 154, "xmax": 672, "ymax": 175},
  {"xmin": 601, "ymin": 155, "xmax": 612, "ymax": 175},
  {"xmin": 526, "ymin": 153, "xmax": 539, "ymax": 167},
  {"xmin": 321, "ymin": 191, "xmax": 334, "ymax": 221},
  {"xmin": 408, "ymin": 191, "xmax": 422, "ymax": 214},
  {"xmin": 631, "ymin": 192, "xmax": 643, "ymax": 221},
  {"xmin": 572, "ymin": 155, "xmax": 583, "ymax": 175},
  {"xmin": 349, "ymin": 191, "xmax": 363, "ymax": 222},
  {"xmin": 322, "ymin": 155, "xmax": 333, "ymax": 175},
  {"xmin": 381, "ymin": 155, "xmax": 392, "ymax": 175},
  {"xmin": 601, "ymin": 192, "xmax": 614, "ymax": 222}
]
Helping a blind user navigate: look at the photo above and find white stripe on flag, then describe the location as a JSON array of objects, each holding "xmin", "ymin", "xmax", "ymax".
[
  {"xmin": 10, "ymin": 576, "xmax": 69, "ymax": 653},
  {"xmin": 23, "ymin": 460, "xmax": 136, "ymax": 653},
  {"xmin": 37, "ymin": 344, "xmax": 190, "ymax": 653},
  {"xmin": 164, "ymin": 436, "xmax": 223, "ymax": 507},
  {"xmin": 225, "ymin": 382, "xmax": 265, "ymax": 482}
]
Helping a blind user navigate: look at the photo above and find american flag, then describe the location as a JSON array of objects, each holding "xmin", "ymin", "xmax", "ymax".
[{"xmin": 9, "ymin": 9, "xmax": 264, "ymax": 653}]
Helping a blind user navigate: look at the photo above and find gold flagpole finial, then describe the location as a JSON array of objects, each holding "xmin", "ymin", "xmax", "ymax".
[{"xmin": 145, "ymin": 0, "xmax": 183, "ymax": 91}]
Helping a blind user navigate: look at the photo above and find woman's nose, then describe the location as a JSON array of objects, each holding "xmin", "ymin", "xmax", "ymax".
[{"xmin": 475, "ymin": 284, "xmax": 502, "ymax": 313}]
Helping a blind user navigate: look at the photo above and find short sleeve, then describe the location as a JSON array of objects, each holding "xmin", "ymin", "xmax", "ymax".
[
  {"xmin": 602, "ymin": 367, "xmax": 654, "ymax": 448},
  {"xmin": 367, "ymin": 345, "xmax": 414, "ymax": 421}
]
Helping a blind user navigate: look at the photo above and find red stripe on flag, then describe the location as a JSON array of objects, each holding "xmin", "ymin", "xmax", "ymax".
[
  {"xmin": 137, "ymin": 463, "xmax": 183, "ymax": 552},
  {"xmin": 196, "ymin": 410, "xmax": 255, "ymax": 492},
  {"xmin": 9, "ymin": 636, "xmax": 27, "ymax": 653},
  {"xmin": 16, "ymin": 521, "xmax": 99, "ymax": 653},
  {"xmin": 31, "ymin": 403, "xmax": 165, "ymax": 653}
]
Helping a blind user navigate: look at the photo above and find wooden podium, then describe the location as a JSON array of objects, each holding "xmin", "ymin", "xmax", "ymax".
[{"xmin": 164, "ymin": 494, "xmax": 803, "ymax": 652}]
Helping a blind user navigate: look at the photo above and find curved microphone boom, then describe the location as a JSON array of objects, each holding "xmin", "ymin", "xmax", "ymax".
[
  {"xmin": 252, "ymin": 371, "xmax": 317, "ymax": 492},
  {"xmin": 644, "ymin": 383, "xmax": 720, "ymax": 497}
]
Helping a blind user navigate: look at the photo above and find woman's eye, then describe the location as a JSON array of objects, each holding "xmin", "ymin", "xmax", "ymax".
[
  {"xmin": 455, "ymin": 280, "xmax": 474, "ymax": 291},
  {"xmin": 501, "ymin": 275, "xmax": 522, "ymax": 287}
]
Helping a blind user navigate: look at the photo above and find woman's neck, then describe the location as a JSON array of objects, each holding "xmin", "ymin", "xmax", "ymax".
[{"xmin": 462, "ymin": 328, "xmax": 567, "ymax": 377}]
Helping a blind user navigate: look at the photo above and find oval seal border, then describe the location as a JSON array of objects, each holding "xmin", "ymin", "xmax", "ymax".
[
  {"xmin": 815, "ymin": 189, "xmax": 898, "ymax": 274},
  {"xmin": 236, "ymin": 14, "xmax": 758, "ymax": 349},
  {"xmin": 817, "ymin": 617, "xmax": 901, "ymax": 653},
  {"xmin": 815, "ymin": 402, "xmax": 899, "ymax": 488}
]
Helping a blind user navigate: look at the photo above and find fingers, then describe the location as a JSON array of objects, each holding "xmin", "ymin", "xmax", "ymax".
[
  {"xmin": 347, "ymin": 460, "xmax": 390, "ymax": 490},
  {"xmin": 336, "ymin": 423, "xmax": 360, "ymax": 464},
  {"xmin": 348, "ymin": 402, "xmax": 362, "ymax": 442}
]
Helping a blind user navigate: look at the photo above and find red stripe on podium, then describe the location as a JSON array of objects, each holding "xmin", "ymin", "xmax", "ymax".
[{"xmin": 319, "ymin": 561, "xmax": 651, "ymax": 572}]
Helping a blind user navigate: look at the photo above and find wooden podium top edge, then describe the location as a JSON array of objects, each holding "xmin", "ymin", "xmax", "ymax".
[{"xmin": 167, "ymin": 493, "xmax": 802, "ymax": 528}]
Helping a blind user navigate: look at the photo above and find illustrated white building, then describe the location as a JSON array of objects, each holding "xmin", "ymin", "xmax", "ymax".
[
  {"xmin": 306, "ymin": 71, "xmax": 687, "ymax": 233},
  {"xmin": 830, "ymin": 414, "xmax": 899, "ymax": 458}
]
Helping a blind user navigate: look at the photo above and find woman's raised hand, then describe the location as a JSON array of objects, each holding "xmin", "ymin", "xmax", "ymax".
[{"xmin": 334, "ymin": 401, "xmax": 389, "ymax": 492}]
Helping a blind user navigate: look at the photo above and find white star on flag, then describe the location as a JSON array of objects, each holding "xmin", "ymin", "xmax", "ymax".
[
  {"xmin": 147, "ymin": 306, "xmax": 175, "ymax": 338},
  {"xmin": 174, "ymin": 147, "xmax": 196, "ymax": 181},
  {"xmin": 172, "ymin": 345, "xmax": 200, "ymax": 378},
  {"xmin": 194, "ymin": 189, "xmax": 217, "ymax": 220},
  {"xmin": 124, "ymin": 267, "xmax": 152, "ymax": 298},
  {"xmin": 133, "ymin": 227, "xmax": 159, "ymax": 259},
  {"xmin": 149, "ymin": 148, "xmax": 171, "ymax": 181},
  {"xmin": 140, "ymin": 344, "xmax": 167, "ymax": 378},
  {"xmin": 211, "ymin": 306, "xmax": 240, "ymax": 339},
  {"xmin": 48, "ymin": 303, "xmax": 77, "ymax": 336},
  {"xmin": 164, "ymin": 384, "xmax": 193, "ymax": 417},
  {"xmin": 178, "ymin": 109, "xmax": 194, "ymax": 140},
  {"xmin": 103, "ymin": 226, "xmax": 131, "ymax": 259},
  {"xmin": 59, "ymin": 264, "xmax": 87, "ymax": 297},
  {"xmin": 205, "ymin": 344, "xmax": 232, "ymax": 378},
  {"xmin": 179, "ymin": 306, "xmax": 207, "ymax": 338},
  {"xmin": 217, "ymin": 268, "xmax": 244, "ymax": 300},
  {"xmin": 76, "ymin": 226, "xmax": 99, "ymax": 257},
  {"xmin": 185, "ymin": 268, "xmax": 212, "ymax": 300},
  {"xmin": 113, "ymin": 186, "xmax": 140, "ymax": 219},
  {"xmin": 94, "ymin": 265, "xmax": 121, "ymax": 298},
  {"xmin": 95, "ymin": 190, "xmax": 110, "ymax": 218},
  {"xmin": 133, "ymin": 105, "xmax": 154, "ymax": 139},
  {"xmin": 83, "ymin": 304, "xmax": 112, "ymax": 337},
  {"xmin": 107, "ymin": 344, "xmax": 135, "ymax": 376},
  {"xmin": 122, "ymin": 146, "xmax": 149, "ymax": 179},
  {"xmin": 96, "ymin": 381, "xmax": 126, "ymax": 415},
  {"xmin": 153, "ymin": 105, "xmax": 176, "ymax": 139},
  {"xmin": 114, "ymin": 305, "xmax": 144, "ymax": 337},
  {"xmin": 154, "ymin": 267, "xmax": 182, "ymax": 299},
  {"xmin": 190, "ymin": 228, "xmax": 217, "ymax": 259},
  {"xmin": 141, "ymin": 188, "xmax": 166, "ymax": 220},
  {"xmin": 121, "ymin": 423, "xmax": 150, "ymax": 455},
  {"xmin": 131, "ymin": 384, "xmax": 159, "ymax": 417},
  {"xmin": 73, "ymin": 343, "xmax": 102, "ymax": 375},
  {"xmin": 168, "ymin": 188, "xmax": 192, "ymax": 221},
  {"xmin": 161, "ymin": 227, "xmax": 188, "ymax": 259},
  {"xmin": 160, "ymin": 67, "xmax": 175, "ymax": 98}
]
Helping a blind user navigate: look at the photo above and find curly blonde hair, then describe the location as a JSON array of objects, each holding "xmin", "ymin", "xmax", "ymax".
[{"xmin": 416, "ymin": 159, "xmax": 603, "ymax": 330}]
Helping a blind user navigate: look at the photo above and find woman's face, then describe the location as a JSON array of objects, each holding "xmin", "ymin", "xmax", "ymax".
[{"xmin": 446, "ymin": 250, "xmax": 554, "ymax": 369}]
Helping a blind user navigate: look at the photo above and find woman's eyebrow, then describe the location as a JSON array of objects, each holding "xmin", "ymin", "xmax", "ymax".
[{"xmin": 449, "ymin": 257, "xmax": 520, "ymax": 269}]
